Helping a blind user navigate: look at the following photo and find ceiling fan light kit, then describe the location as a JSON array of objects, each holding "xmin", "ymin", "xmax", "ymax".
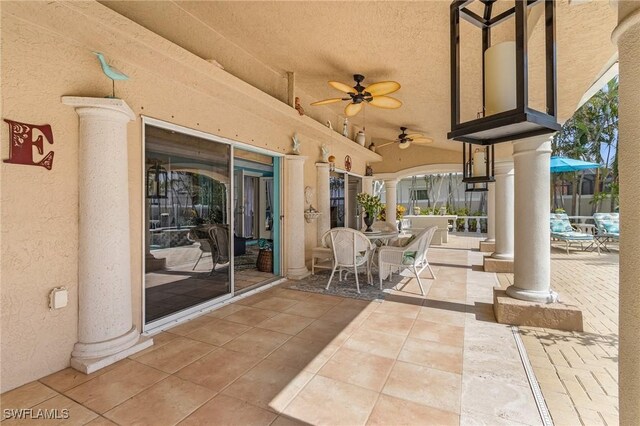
[
  {"xmin": 377, "ymin": 127, "xmax": 434, "ymax": 151},
  {"xmin": 311, "ymin": 74, "xmax": 402, "ymax": 117}
]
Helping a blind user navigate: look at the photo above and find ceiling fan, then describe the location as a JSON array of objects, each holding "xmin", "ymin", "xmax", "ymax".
[
  {"xmin": 311, "ymin": 74, "xmax": 402, "ymax": 117},
  {"xmin": 377, "ymin": 127, "xmax": 433, "ymax": 150}
]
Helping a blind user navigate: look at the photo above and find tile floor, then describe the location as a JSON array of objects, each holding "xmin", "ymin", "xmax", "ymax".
[{"xmin": 1, "ymin": 235, "xmax": 542, "ymax": 425}]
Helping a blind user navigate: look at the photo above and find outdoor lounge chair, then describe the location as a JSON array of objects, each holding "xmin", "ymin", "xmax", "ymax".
[
  {"xmin": 311, "ymin": 230, "xmax": 333, "ymax": 275},
  {"xmin": 378, "ymin": 226, "xmax": 437, "ymax": 296},
  {"xmin": 325, "ymin": 227, "xmax": 373, "ymax": 293},
  {"xmin": 550, "ymin": 213, "xmax": 594, "ymax": 254},
  {"xmin": 593, "ymin": 212, "xmax": 620, "ymax": 251}
]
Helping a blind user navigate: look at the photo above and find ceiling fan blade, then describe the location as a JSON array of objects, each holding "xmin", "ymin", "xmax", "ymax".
[
  {"xmin": 368, "ymin": 96, "xmax": 402, "ymax": 109},
  {"xmin": 376, "ymin": 141, "xmax": 396, "ymax": 149},
  {"xmin": 344, "ymin": 102, "xmax": 363, "ymax": 117},
  {"xmin": 311, "ymin": 98, "xmax": 344, "ymax": 106},
  {"xmin": 398, "ymin": 141, "xmax": 411, "ymax": 150},
  {"xmin": 411, "ymin": 137, "xmax": 434, "ymax": 145},
  {"xmin": 329, "ymin": 81, "xmax": 357, "ymax": 94},
  {"xmin": 406, "ymin": 133, "xmax": 424, "ymax": 139},
  {"xmin": 365, "ymin": 81, "xmax": 401, "ymax": 97}
]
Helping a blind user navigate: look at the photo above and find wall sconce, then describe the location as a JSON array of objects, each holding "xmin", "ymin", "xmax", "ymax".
[
  {"xmin": 146, "ymin": 161, "xmax": 168, "ymax": 198},
  {"xmin": 304, "ymin": 205, "xmax": 322, "ymax": 223},
  {"xmin": 462, "ymin": 143, "xmax": 494, "ymax": 192}
]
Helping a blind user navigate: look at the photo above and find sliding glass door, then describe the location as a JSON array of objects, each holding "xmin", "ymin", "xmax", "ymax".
[{"xmin": 144, "ymin": 124, "xmax": 232, "ymax": 326}]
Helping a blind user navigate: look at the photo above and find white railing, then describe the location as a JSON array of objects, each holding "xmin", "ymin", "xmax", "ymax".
[{"xmin": 457, "ymin": 216, "xmax": 487, "ymax": 234}]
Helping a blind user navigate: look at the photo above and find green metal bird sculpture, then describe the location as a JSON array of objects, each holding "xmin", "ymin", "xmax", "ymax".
[{"xmin": 93, "ymin": 52, "xmax": 129, "ymax": 98}]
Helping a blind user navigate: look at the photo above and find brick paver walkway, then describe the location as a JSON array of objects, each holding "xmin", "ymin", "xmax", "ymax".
[{"xmin": 502, "ymin": 246, "xmax": 619, "ymax": 426}]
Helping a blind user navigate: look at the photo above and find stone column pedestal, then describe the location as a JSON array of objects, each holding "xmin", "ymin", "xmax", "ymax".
[
  {"xmin": 316, "ymin": 162, "xmax": 331, "ymax": 245},
  {"xmin": 285, "ymin": 155, "xmax": 310, "ymax": 279},
  {"xmin": 480, "ymin": 182, "xmax": 496, "ymax": 252},
  {"xmin": 612, "ymin": 4, "xmax": 640, "ymax": 422},
  {"xmin": 484, "ymin": 161, "xmax": 514, "ymax": 272},
  {"xmin": 507, "ymin": 136, "xmax": 557, "ymax": 303},
  {"xmin": 384, "ymin": 179, "xmax": 398, "ymax": 230},
  {"xmin": 62, "ymin": 96, "xmax": 151, "ymax": 374}
]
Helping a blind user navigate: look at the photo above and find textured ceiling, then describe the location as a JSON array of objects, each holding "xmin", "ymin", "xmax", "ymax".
[{"xmin": 103, "ymin": 1, "xmax": 617, "ymax": 153}]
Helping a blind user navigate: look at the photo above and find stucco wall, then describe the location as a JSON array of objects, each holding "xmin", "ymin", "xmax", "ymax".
[{"xmin": 0, "ymin": 1, "xmax": 373, "ymax": 392}]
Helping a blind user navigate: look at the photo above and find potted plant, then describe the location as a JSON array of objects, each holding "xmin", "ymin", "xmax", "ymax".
[{"xmin": 356, "ymin": 193, "xmax": 382, "ymax": 232}]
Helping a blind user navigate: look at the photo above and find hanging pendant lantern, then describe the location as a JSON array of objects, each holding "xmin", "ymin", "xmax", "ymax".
[
  {"xmin": 448, "ymin": 0, "xmax": 561, "ymax": 146},
  {"xmin": 462, "ymin": 142, "xmax": 494, "ymax": 192},
  {"xmin": 146, "ymin": 161, "xmax": 168, "ymax": 198}
]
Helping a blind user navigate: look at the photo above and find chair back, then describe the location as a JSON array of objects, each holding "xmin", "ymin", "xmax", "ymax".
[
  {"xmin": 189, "ymin": 226, "xmax": 213, "ymax": 253},
  {"xmin": 208, "ymin": 224, "xmax": 230, "ymax": 263},
  {"xmin": 319, "ymin": 229, "xmax": 333, "ymax": 248},
  {"xmin": 593, "ymin": 213, "xmax": 620, "ymax": 236},
  {"xmin": 550, "ymin": 213, "xmax": 574, "ymax": 233},
  {"xmin": 404, "ymin": 226, "xmax": 437, "ymax": 264},
  {"xmin": 327, "ymin": 227, "xmax": 372, "ymax": 267}
]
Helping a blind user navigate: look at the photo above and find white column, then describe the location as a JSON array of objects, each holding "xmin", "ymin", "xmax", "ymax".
[
  {"xmin": 316, "ymin": 162, "xmax": 330, "ymax": 245},
  {"xmin": 507, "ymin": 136, "xmax": 557, "ymax": 303},
  {"xmin": 285, "ymin": 155, "xmax": 310, "ymax": 279},
  {"xmin": 485, "ymin": 182, "xmax": 496, "ymax": 242},
  {"xmin": 62, "ymin": 97, "xmax": 151, "ymax": 373},
  {"xmin": 384, "ymin": 179, "xmax": 398, "ymax": 229},
  {"xmin": 491, "ymin": 161, "xmax": 514, "ymax": 259},
  {"xmin": 613, "ymin": 3, "xmax": 640, "ymax": 422}
]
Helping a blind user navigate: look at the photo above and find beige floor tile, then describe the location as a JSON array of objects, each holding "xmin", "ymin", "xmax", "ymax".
[
  {"xmin": 180, "ymin": 394, "xmax": 277, "ymax": 426},
  {"xmin": 292, "ymin": 319, "xmax": 349, "ymax": 345},
  {"xmin": 223, "ymin": 358, "xmax": 314, "ymax": 413},
  {"xmin": 419, "ymin": 303, "xmax": 467, "ymax": 327},
  {"xmin": 1, "ymin": 381, "xmax": 58, "ymax": 414},
  {"xmin": 166, "ymin": 316, "xmax": 217, "ymax": 336},
  {"xmin": 270, "ymin": 288, "xmax": 313, "ymax": 302},
  {"xmin": 129, "ymin": 332, "xmax": 180, "ymax": 359},
  {"xmin": 265, "ymin": 336, "xmax": 337, "ymax": 373},
  {"xmin": 361, "ymin": 312, "xmax": 415, "ymax": 336},
  {"xmin": 223, "ymin": 306, "xmax": 280, "ymax": 325},
  {"xmin": 317, "ymin": 305, "xmax": 371, "ymax": 326},
  {"xmin": 318, "ymin": 347, "xmax": 395, "ymax": 392},
  {"xmin": 83, "ymin": 417, "xmax": 118, "ymax": 426},
  {"xmin": 383, "ymin": 361, "xmax": 461, "ymax": 414},
  {"xmin": 409, "ymin": 319, "xmax": 465, "ymax": 347},
  {"xmin": 255, "ymin": 313, "xmax": 314, "ymax": 335},
  {"xmin": 301, "ymin": 293, "xmax": 345, "ymax": 305},
  {"xmin": 134, "ymin": 337, "xmax": 215, "ymax": 373},
  {"xmin": 460, "ymin": 409, "xmax": 533, "ymax": 426},
  {"xmin": 461, "ymin": 376, "xmax": 540, "ymax": 424},
  {"xmin": 234, "ymin": 292, "xmax": 273, "ymax": 306},
  {"xmin": 186, "ymin": 319, "xmax": 251, "ymax": 346},
  {"xmin": 104, "ymin": 376, "xmax": 214, "ymax": 426},
  {"xmin": 283, "ymin": 375, "xmax": 378, "ymax": 426},
  {"xmin": 283, "ymin": 300, "xmax": 336, "ymax": 318},
  {"xmin": 39, "ymin": 360, "xmax": 133, "ymax": 393},
  {"xmin": 367, "ymin": 394, "xmax": 459, "ymax": 426},
  {"xmin": 251, "ymin": 297, "xmax": 299, "ymax": 312},
  {"xmin": 343, "ymin": 329, "xmax": 406, "ymax": 359},
  {"xmin": 374, "ymin": 301, "xmax": 421, "ymax": 319},
  {"xmin": 223, "ymin": 328, "xmax": 291, "ymax": 357},
  {"xmin": 176, "ymin": 348, "xmax": 261, "ymax": 391},
  {"xmin": 398, "ymin": 337, "xmax": 463, "ymax": 374},
  {"xmin": 269, "ymin": 415, "xmax": 310, "ymax": 426},
  {"xmin": 64, "ymin": 361, "xmax": 167, "ymax": 414},
  {"xmin": 205, "ymin": 303, "xmax": 247, "ymax": 319}
]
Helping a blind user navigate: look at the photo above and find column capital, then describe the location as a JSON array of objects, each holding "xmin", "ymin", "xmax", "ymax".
[
  {"xmin": 493, "ymin": 160, "xmax": 514, "ymax": 177},
  {"xmin": 513, "ymin": 136, "xmax": 552, "ymax": 157},
  {"xmin": 62, "ymin": 96, "xmax": 135, "ymax": 121},
  {"xmin": 285, "ymin": 154, "xmax": 308, "ymax": 162},
  {"xmin": 315, "ymin": 162, "xmax": 330, "ymax": 169},
  {"xmin": 612, "ymin": 6, "xmax": 640, "ymax": 45},
  {"xmin": 383, "ymin": 178, "xmax": 399, "ymax": 185}
]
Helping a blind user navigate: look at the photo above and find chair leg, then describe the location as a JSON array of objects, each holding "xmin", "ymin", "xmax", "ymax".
[
  {"xmin": 413, "ymin": 265, "xmax": 425, "ymax": 296},
  {"xmin": 566, "ymin": 241, "xmax": 569, "ymax": 255},
  {"xmin": 379, "ymin": 262, "xmax": 384, "ymax": 290},
  {"xmin": 427, "ymin": 263, "xmax": 436, "ymax": 279},
  {"xmin": 326, "ymin": 266, "xmax": 338, "ymax": 290},
  {"xmin": 193, "ymin": 252, "xmax": 203, "ymax": 270},
  {"xmin": 354, "ymin": 265, "xmax": 360, "ymax": 293},
  {"xmin": 311, "ymin": 257, "xmax": 315, "ymax": 275}
]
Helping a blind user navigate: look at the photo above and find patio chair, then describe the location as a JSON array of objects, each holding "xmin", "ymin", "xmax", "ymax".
[
  {"xmin": 208, "ymin": 224, "xmax": 231, "ymax": 273},
  {"xmin": 550, "ymin": 213, "xmax": 594, "ymax": 254},
  {"xmin": 593, "ymin": 212, "xmax": 620, "ymax": 251},
  {"xmin": 311, "ymin": 230, "xmax": 333, "ymax": 275},
  {"xmin": 188, "ymin": 226, "xmax": 214, "ymax": 270},
  {"xmin": 325, "ymin": 227, "xmax": 373, "ymax": 293},
  {"xmin": 378, "ymin": 226, "xmax": 437, "ymax": 296}
]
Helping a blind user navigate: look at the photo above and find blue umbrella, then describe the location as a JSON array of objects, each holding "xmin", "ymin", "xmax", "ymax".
[{"xmin": 550, "ymin": 156, "xmax": 601, "ymax": 173}]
